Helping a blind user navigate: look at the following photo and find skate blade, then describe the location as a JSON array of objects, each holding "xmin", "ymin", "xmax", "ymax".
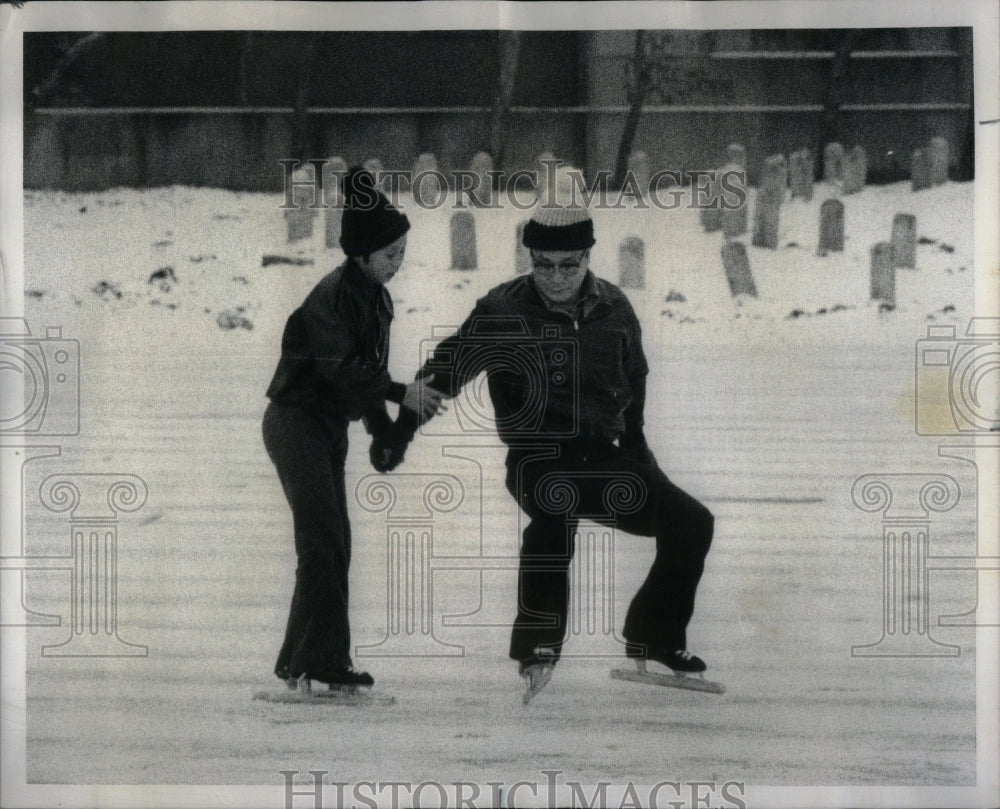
[
  {"xmin": 521, "ymin": 666, "xmax": 554, "ymax": 705},
  {"xmin": 253, "ymin": 687, "xmax": 396, "ymax": 706},
  {"xmin": 610, "ymin": 667, "xmax": 725, "ymax": 695}
]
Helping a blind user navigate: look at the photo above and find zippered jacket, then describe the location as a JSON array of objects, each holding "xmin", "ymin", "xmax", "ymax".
[
  {"xmin": 421, "ymin": 271, "xmax": 649, "ymax": 447},
  {"xmin": 266, "ymin": 259, "xmax": 403, "ymax": 422}
]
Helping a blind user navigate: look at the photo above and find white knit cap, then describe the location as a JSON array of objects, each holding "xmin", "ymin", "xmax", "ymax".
[{"xmin": 524, "ymin": 164, "xmax": 595, "ymax": 250}]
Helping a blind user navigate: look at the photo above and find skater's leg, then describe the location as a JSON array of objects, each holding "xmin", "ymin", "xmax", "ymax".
[
  {"xmin": 505, "ymin": 462, "xmax": 578, "ymax": 665},
  {"xmin": 508, "ymin": 512, "xmax": 577, "ymax": 664},
  {"xmin": 616, "ymin": 464, "xmax": 714, "ymax": 652},
  {"xmin": 263, "ymin": 403, "xmax": 353, "ymax": 677}
]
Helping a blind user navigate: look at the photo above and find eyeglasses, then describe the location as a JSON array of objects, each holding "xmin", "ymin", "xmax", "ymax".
[{"xmin": 531, "ymin": 259, "xmax": 585, "ymax": 278}]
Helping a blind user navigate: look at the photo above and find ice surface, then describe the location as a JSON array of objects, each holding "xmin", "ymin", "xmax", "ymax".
[{"xmin": 19, "ymin": 180, "xmax": 981, "ymax": 787}]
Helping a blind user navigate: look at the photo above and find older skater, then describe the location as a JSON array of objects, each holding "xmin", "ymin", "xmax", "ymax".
[{"xmin": 380, "ymin": 166, "xmax": 715, "ymax": 700}]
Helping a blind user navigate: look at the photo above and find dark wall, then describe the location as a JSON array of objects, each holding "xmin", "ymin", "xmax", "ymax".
[{"xmin": 23, "ymin": 29, "xmax": 973, "ymax": 192}]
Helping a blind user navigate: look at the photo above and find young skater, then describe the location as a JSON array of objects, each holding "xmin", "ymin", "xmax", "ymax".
[{"xmin": 262, "ymin": 167, "xmax": 443, "ymax": 690}]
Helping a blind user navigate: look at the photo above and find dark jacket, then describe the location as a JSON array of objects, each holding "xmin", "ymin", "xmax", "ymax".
[
  {"xmin": 266, "ymin": 259, "xmax": 403, "ymax": 424},
  {"xmin": 422, "ymin": 271, "xmax": 649, "ymax": 448}
]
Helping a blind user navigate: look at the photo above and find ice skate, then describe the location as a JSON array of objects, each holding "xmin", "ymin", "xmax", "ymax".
[
  {"xmin": 612, "ymin": 644, "xmax": 724, "ymax": 694},
  {"xmin": 254, "ymin": 666, "xmax": 394, "ymax": 706},
  {"xmin": 519, "ymin": 649, "xmax": 558, "ymax": 704},
  {"xmin": 520, "ymin": 661, "xmax": 555, "ymax": 705}
]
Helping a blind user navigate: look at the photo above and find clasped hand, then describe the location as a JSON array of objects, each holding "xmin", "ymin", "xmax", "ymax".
[
  {"xmin": 370, "ymin": 375, "xmax": 448, "ymax": 473},
  {"xmin": 401, "ymin": 374, "xmax": 448, "ymax": 422}
]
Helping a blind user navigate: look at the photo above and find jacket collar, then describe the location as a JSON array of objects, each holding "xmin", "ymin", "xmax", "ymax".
[
  {"xmin": 342, "ymin": 258, "xmax": 393, "ymax": 314},
  {"xmin": 529, "ymin": 269, "xmax": 604, "ymax": 319},
  {"xmin": 343, "ymin": 258, "xmax": 382, "ymax": 294}
]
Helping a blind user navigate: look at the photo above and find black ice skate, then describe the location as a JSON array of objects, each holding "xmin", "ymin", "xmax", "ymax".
[
  {"xmin": 255, "ymin": 666, "xmax": 393, "ymax": 706},
  {"xmin": 626, "ymin": 643, "xmax": 707, "ymax": 673},
  {"xmin": 612, "ymin": 643, "xmax": 724, "ymax": 694}
]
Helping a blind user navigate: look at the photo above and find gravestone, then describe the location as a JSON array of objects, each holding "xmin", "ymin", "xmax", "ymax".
[
  {"xmin": 722, "ymin": 241, "xmax": 757, "ymax": 297},
  {"xmin": 619, "ymin": 236, "xmax": 645, "ymax": 289},
  {"xmin": 720, "ymin": 162, "xmax": 748, "ymax": 238},
  {"xmin": 842, "ymin": 146, "xmax": 868, "ymax": 195},
  {"xmin": 699, "ymin": 172, "xmax": 723, "ymax": 233},
  {"xmin": 817, "ymin": 199, "xmax": 845, "ymax": 255},
  {"xmin": 929, "ymin": 137, "xmax": 950, "ymax": 185},
  {"xmin": 286, "ymin": 164, "xmax": 315, "ymax": 243},
  {"xmin": 751, "ymin": 155, "xmax": 786, "ymax": 249},
  {"xmin": 823, "ymin": 142, "xmax": 844, "ymax": 183},
  {"xmin": 726, "ymin": 143, "xmax": 747, "ymax": 169},
  {"xmin": 362, "ymin": 157, "xmax": 386, "ymax": 191},
  {"xmin": 789, "ymin": 149, "xmax": 814, "ymax": 201},
  {"xmin": 891, "ymin": 213, "xmax": 917, "ymax": 269},
  {"xmin": 450, "ymin": 211, "xmax": 477, "ymax": 270},
  {"xmin": 413, "ymin": 152, "xmax": 444, "ymax": 202},
  {"xmin": 870, "ymin": 242, "xmax": 895, "ymax": 306},
  {"xmin": 911, "ymin": 149, "xmax": 933, "ymax": 192}
]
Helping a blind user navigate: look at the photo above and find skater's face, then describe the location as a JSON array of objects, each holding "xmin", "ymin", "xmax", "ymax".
[
  {"xmin": 531, "ymin": 249, "xmax": 589, "ymax": 304},
  {"xmin": 358, "ymin": 234, "xmax": 407, "ymax": 285}
]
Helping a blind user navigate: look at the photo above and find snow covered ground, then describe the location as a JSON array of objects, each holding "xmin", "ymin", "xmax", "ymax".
[{"xmin": 10, "ymin": 178, "xmax": 996, "ymax": 802}]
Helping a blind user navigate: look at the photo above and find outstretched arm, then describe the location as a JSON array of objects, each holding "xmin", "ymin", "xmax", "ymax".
[{"xmin": 369, "ymin": 300, "xmax": 495, "ymax": 472}]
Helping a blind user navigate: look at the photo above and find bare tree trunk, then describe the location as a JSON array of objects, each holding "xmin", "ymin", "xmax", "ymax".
[
  {"xmin": 31, "ymin": 32, "xmax": 104, "ymax": 105},
  {"xmin": 818, "ymin": 31, "xmax": 858, "ymax": 169},
  {"xmin": 238, "ymin": 33, "xmax": 254, "ymax": 106},
  {"xmin": 291, "ymin": 34, "xmax": 318, "ymax": 161},
  {"xmin": 613, "ymin": 31, "xmax": 651, "ymax": 190},
  {"xmin": 490, "ymin": 31, "xmax": 521, "ymax": 170}
]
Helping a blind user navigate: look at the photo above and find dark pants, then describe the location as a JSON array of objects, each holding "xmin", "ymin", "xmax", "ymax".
[
  {"xmin": 262, "ymin": 402, "xmax": 353, "ymax": 677},
  {"xmin": 505, "ymin": 444, "xmax": 714, "ymax": 664}
]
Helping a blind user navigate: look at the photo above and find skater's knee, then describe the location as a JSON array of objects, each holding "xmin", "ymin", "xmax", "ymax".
[
  {"xmin": 698, "ymin": 504, "xmax": 714, "ymax": 536},
  {"xmin": 693, "ymin": 505, "xmax": 714, "ymax": 554},
  {"xmin": 654, "ymin": 502, "xmax": 713, "ymax": 557}
]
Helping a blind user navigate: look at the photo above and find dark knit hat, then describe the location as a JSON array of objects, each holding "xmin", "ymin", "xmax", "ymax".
[
  {"xmin": 522, "ymin": 164, "xmax": 595, "ymax": 251},
  {"xmin": 340, "ymin": 167, "xmax": 410, "ymax": 257}
]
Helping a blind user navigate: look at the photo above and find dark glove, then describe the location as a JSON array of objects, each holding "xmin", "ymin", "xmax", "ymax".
[{"xmin": 369, "ymin": 407, "xmax": 419, "ymax": 473}]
